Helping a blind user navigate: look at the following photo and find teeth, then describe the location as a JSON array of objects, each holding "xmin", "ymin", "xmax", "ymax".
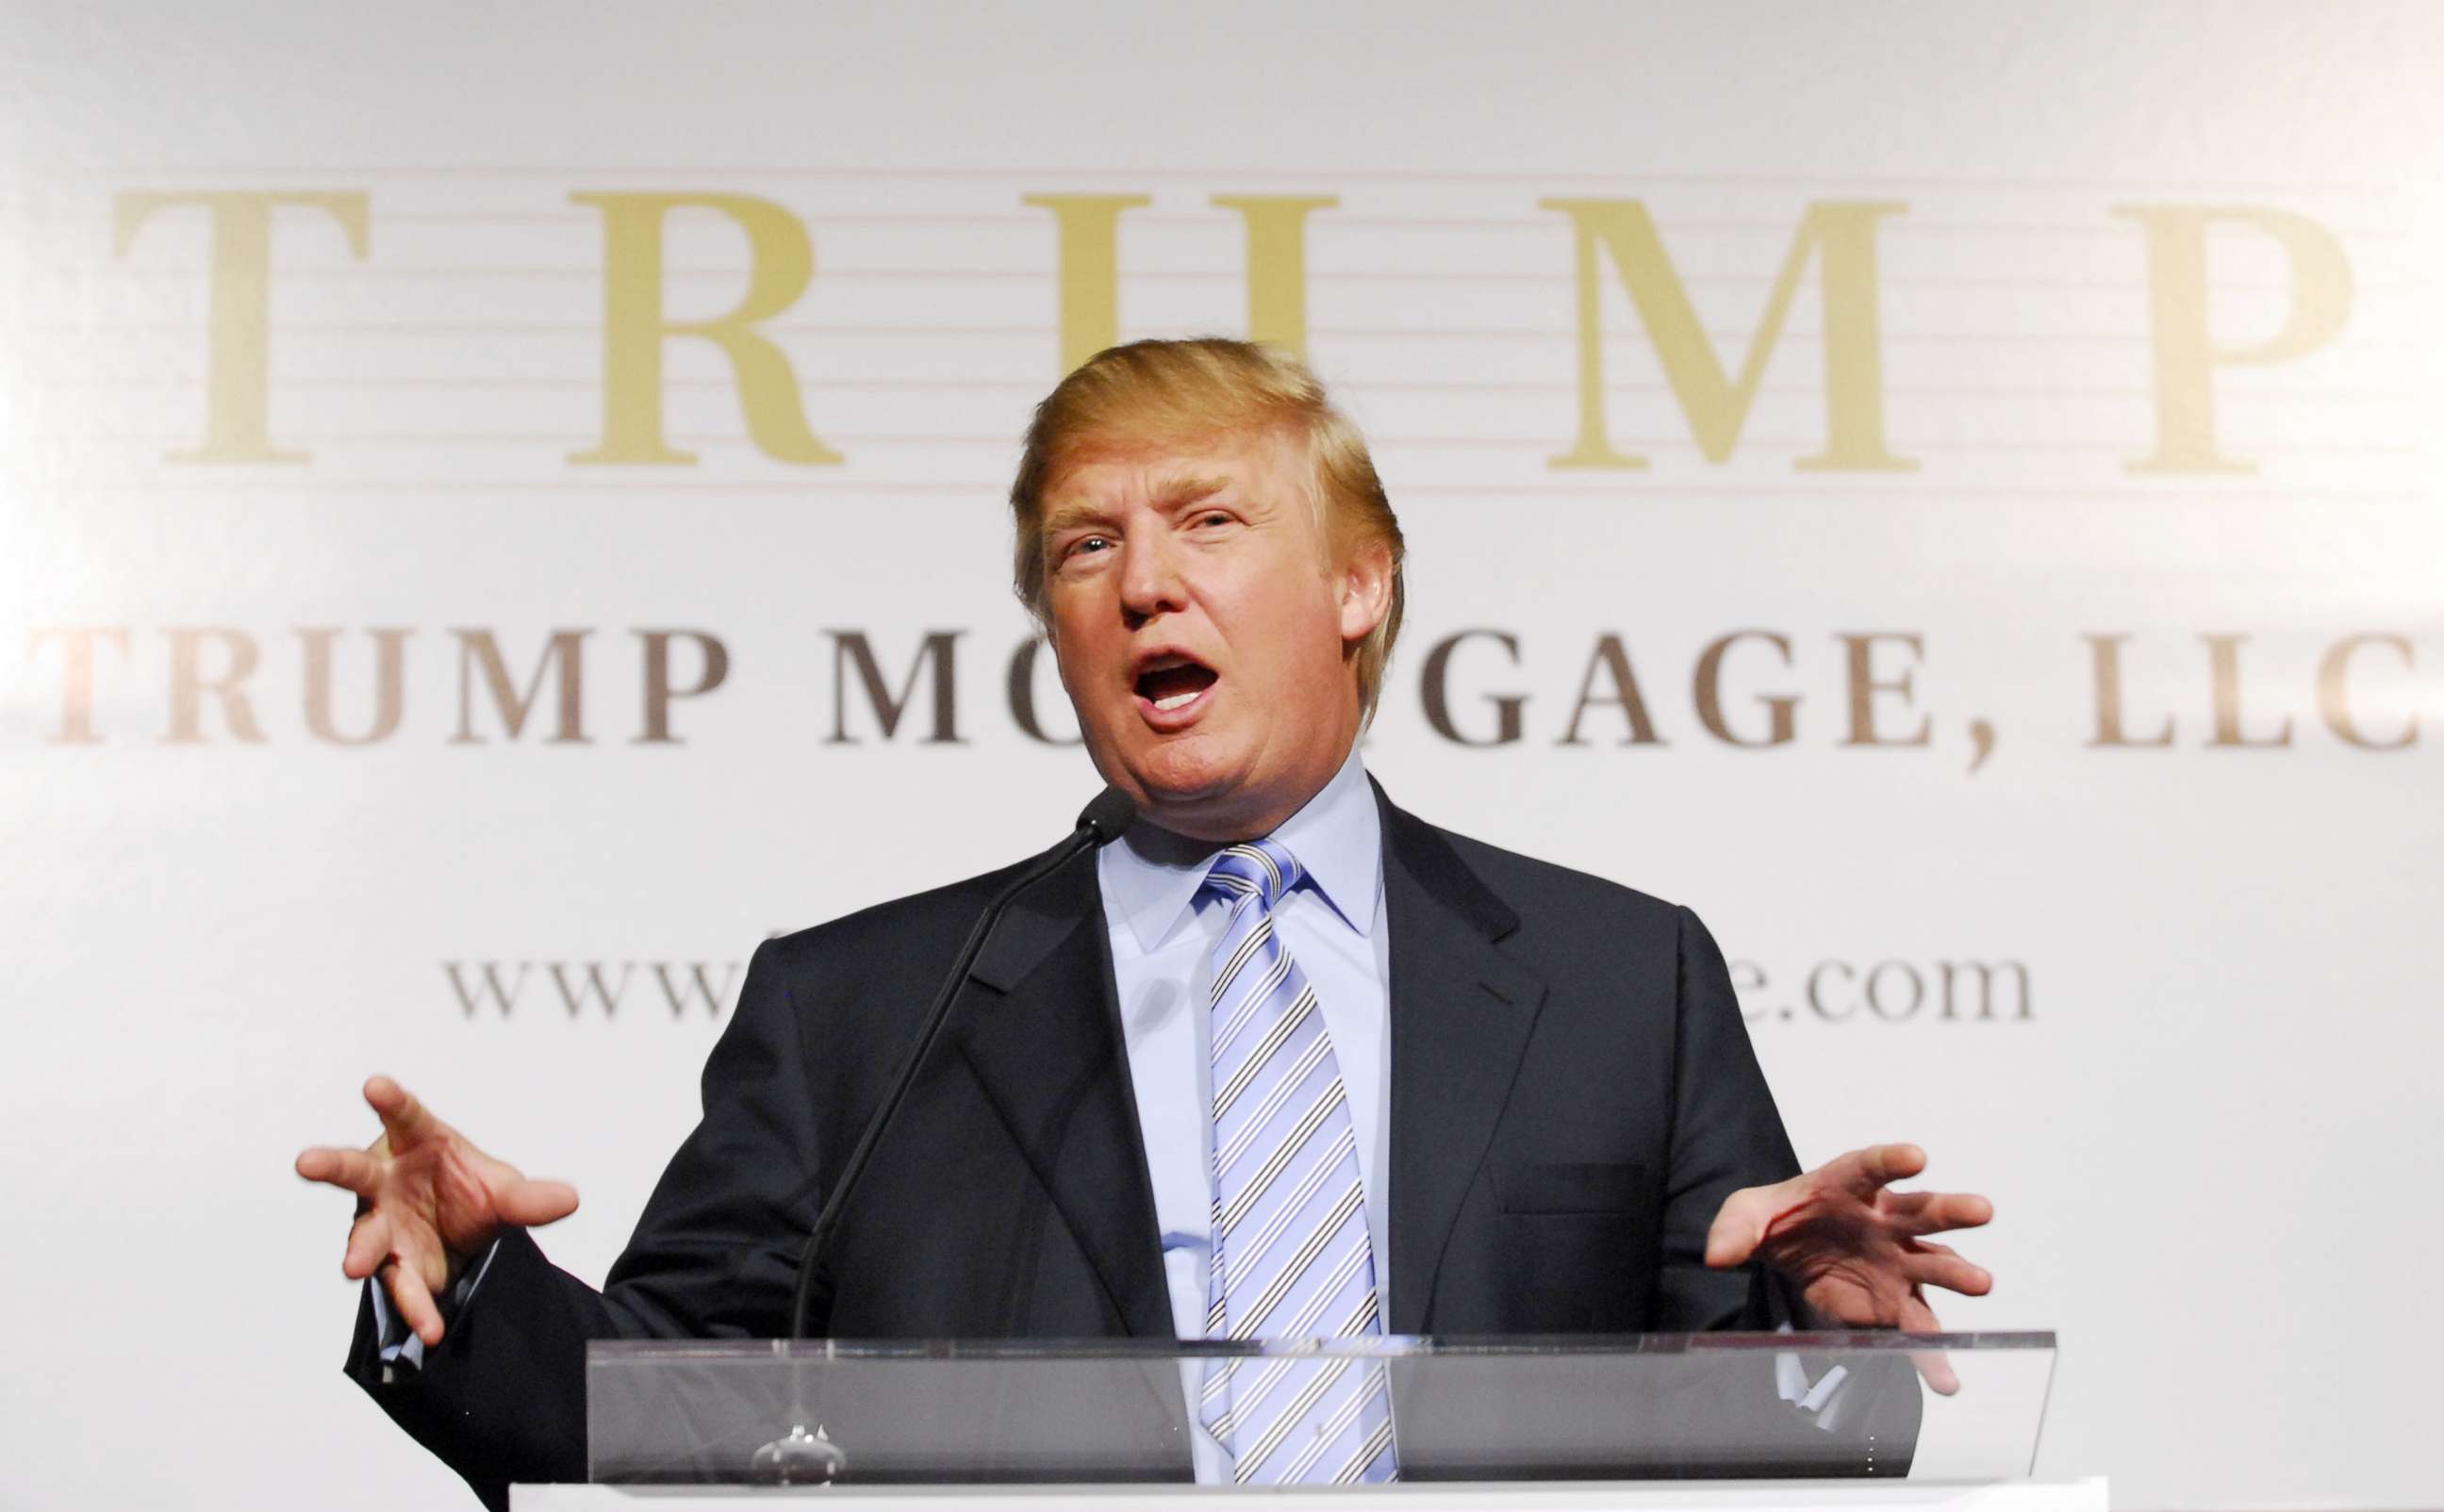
[{"xmin": 1153, "ymin": 690, "xmax": 1198, "ymax": 712}]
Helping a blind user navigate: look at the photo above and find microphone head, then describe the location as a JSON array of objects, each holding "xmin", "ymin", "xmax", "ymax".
[{"xmin": 1076, "ymin": 785, "xmax": 1138, "ymax": 844}]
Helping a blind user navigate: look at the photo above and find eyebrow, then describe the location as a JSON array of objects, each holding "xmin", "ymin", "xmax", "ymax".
[
  {"xmin": 1038, "ymin": 501, "xmax": 1115, "ymax": 538},
  {"xmin": 1151, "ymin": 475, "xmax": 1230, "ymax": 511},
  {"xmin": 1040, "ymin": 475, "xmax": 1231, "ymax": 538}
]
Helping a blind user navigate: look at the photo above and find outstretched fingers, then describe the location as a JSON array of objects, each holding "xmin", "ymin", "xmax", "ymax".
[
  {"xmin": 363, "ymin": 1075, "xmax": 448, "ymax": 1146},
  {"xmin": 1851, "ymin": 1142, "xmax": 1928, "ymax": 1192},
  {"xmin": 1903, "ymin": 1241, "xmax": 1993, "ymax": 1298},
  {"xmin": 295, "ymin": 1144, "xmax": 383, "ymax": 1197},
  {"xmin": 1898, "ymin": 1291, "xmax": 1960, "ymax": 1394},
  {"xmin": 1878, "ymin": 1189, "xmax": 1995, "ymax": 1237},
  {"xmin": 383, "ymin": 1259, "xmax": 447, "ymax": 1348},
  {"xmin": 494, "ymin": 1176, "xmax": 581, "ymax": 1228},
  {"xmin": 341, "ymin": 1209, "xmax": 390, "ymax": 1279},
  {"xmin": 1909, "ymin": 1345, "xmax": 1961, "ymax": 1395}
]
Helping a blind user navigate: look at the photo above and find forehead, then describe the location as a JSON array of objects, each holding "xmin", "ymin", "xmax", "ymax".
[{"xmin": 1042, "ymin": 427, "xmax": 1307, "ymax": 515}]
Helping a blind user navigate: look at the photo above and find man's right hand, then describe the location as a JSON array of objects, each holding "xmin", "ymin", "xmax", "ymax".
[{"xmin": 295, "ymin": 1076, "xmax": 580, "ymax": 1347}]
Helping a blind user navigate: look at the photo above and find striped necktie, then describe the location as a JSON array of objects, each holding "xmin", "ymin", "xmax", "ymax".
[{"xmin": 1196, "ymin": 839, "xmax": 1396, "ymax": 1485}]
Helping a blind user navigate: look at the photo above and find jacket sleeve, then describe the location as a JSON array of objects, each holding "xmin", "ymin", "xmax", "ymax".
[
  {"xmin": 342, "ymin": 937, "xmax": 822, "ymax": 1510},
  {"xmin": 1647, "ymin": 904, "xmax": 1924, "ymax": 1473},
  {"xmin": 1651, "ymin": 904, "xmax": 1803, "ymax": 1332}
]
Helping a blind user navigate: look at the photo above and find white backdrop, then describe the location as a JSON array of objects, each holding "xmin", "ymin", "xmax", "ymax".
[{"xmin": 4, "ymin": 4, "xmax": 2440, "ymax": 1508}]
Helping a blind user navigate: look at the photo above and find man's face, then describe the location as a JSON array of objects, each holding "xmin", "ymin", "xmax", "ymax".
[{"xmin": 1040, "ymin": 429, "xmax": 1390, "ymax": 842}]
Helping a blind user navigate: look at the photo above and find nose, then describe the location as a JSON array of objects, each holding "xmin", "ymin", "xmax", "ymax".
[{"xmin": 1116, "ymin": 532, "xmax": 1187, "ymax": 624}]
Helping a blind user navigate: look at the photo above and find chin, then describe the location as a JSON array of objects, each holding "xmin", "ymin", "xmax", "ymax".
[{"xmin": 1121, "ymin": 736, "xmax": 1250, "ymax": 815}]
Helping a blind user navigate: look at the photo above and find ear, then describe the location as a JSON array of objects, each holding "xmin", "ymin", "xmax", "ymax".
[{"xmin": 1335, "ymin": 537, "xmax": 1395, "ymax": 647}]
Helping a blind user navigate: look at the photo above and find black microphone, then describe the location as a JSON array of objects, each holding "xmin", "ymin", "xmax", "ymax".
[{"xmin": 784, "ymin": 785, "xmax": 1137, "ymax": 1341}]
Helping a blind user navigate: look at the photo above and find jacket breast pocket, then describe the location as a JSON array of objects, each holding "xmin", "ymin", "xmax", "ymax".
[{"xmin": 1494, "ymin": 1159, "xmax": 1648, "ymax": 1215}]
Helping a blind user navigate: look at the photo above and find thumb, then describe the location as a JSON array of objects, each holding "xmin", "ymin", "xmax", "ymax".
[
  {"xmin": 1705, "ymin": 1190, "xmax": 1766, "ymax": 1270},
  {"xmin": 494, "ymin": 1178, "xmax": 581, "ymax": 1228}
]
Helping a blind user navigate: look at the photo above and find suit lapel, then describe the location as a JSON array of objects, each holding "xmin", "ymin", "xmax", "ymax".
[
  {"xmin": 951, "ymin": 848, "xmax": 1176, "ymax": 1339},
  {"xmin": 1377, "ymin": 783, "xmax": 1548, "ymax": 1335},
  {"xmin": 939, "ymin": 787, "xmax": 1547, "ymax": 1343}
]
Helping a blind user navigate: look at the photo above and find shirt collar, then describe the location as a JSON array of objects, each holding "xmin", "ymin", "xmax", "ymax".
[{"xmin": 1099, "ymin": 743, "xmax": 1381, "ymax": 954}]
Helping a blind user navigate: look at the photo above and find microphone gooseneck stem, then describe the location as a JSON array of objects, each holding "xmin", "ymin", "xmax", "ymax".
[{"xmin": 784, "ymin": 790, "xmax": 1133, "ymax": 1340}]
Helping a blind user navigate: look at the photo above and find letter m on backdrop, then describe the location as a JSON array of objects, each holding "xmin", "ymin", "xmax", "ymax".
[{"xmin": 1541, "ymin": 199, "xmax": 1914, "ymax": 472}]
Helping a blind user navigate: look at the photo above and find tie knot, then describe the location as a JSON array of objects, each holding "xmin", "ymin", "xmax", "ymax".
[{"xmin": 1204, "ymin": 839, "xmax": 1303, "ymax": 909}]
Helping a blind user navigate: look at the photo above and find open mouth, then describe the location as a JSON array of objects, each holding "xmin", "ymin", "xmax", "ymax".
[{"xmin": 1133, "ymin": 655, "xmax": 1219, "ymax": 715}]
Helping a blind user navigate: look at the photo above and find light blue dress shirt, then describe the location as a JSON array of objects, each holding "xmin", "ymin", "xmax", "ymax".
[{"xmin": 1096, "ymin": 742, "xmax": 1390, "ymax": 1481}]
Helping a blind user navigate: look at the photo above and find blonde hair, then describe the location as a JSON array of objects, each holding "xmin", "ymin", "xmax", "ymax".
[{"xmin": 1009, "ymin": 337, "xmax": 1406, "ymax": 717}]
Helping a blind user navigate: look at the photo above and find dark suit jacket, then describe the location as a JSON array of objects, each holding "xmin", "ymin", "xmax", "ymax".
[{"xmin": 347, "ymin": 783, "xmax": 1917, "ymax": 1505}]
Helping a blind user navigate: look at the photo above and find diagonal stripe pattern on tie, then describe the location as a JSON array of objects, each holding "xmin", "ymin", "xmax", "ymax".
[{"xmin": 1196, "ymin": 839, "xmax": 1396, "ymax": 1485}]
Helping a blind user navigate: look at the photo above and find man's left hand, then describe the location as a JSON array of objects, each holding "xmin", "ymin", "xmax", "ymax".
[{"xmin": 1705, "ymin": 1143, "xmax": 1992, "ymax": 1392}]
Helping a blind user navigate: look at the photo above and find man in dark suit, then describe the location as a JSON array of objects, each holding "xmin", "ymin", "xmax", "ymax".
[{"xmin": 299, "ymin": 338, "xmax": 1993, "ymax": 1507}]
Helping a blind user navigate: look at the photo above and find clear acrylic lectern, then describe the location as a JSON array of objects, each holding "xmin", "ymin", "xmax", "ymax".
[{"xmin": 586, "ymin": 1333, "xmax": 2054, "ymax": 1487}]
